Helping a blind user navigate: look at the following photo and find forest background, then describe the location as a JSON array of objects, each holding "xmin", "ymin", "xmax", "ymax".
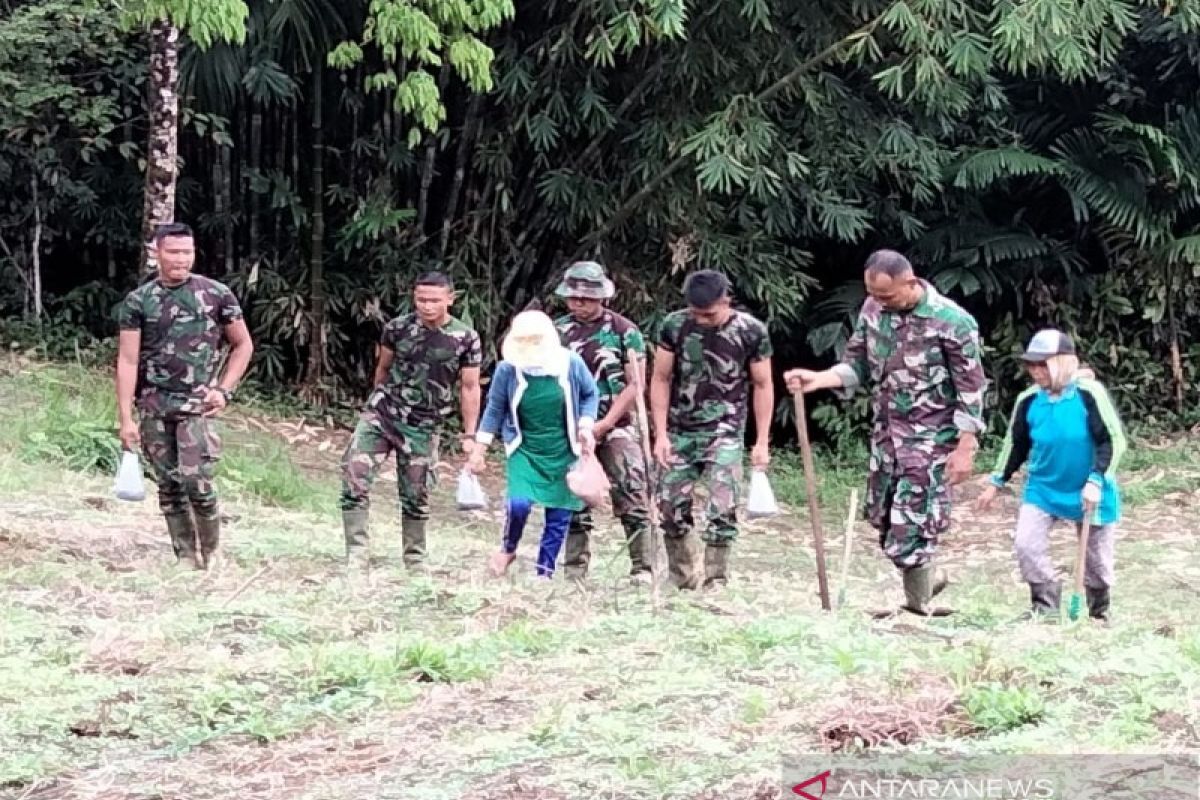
[{"xmin": 3, "ymin": 0, "xmax": 1199, "ymax": 447}]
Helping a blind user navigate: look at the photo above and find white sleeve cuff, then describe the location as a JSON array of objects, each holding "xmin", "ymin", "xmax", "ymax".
[
  {"xmin": 475, "ymin": 432, "xmax": 495, "ymax": 446},
  {"xmin": 578, "ymin": 417, "xmax": 595, "ymax": 431},
  {"xmin": 953, "ymin": 411, "xmax": 986, "ymax": 435},
  {"xmin": 831, "ymin": 364, "xmax": 860, "ymax": 400}
]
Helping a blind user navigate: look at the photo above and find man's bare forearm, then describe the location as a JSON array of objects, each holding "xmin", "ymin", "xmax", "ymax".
[
  {"xmin": 116, "ymin": 359, "xmax": 138, "ymax": 424},
  {"xmin": 650, "ymin": 378, "xmax": 670, "ymax": 439},
  {"xmin": 461, "ymin": 385, "xmax": 481, "ymax": 436},
  {"xmin": 752, "ymin": 380, "xmax": 773, "ymax": 447},
  {"xmin": 219, "ymin": 340, "xmax": 253, "ymax": 391}
]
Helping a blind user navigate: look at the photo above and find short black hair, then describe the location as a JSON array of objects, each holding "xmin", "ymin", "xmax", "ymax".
[
  {"xmin": 864, "ymin": 249, "xmax": 914, "ymax": 278},
  {"xmin": 683, "ymin": 270, "xmax": 731, "ymax": 308},
  {"xmin": 153, "ymin": 222, "xmax": 194, "ymax": 243},
  {"xmin": 414, "ymin": 271, "xmax": 453, "ymax": 290}
]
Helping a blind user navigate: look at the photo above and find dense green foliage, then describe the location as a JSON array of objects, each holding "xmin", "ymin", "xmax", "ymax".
[{"xmin": 2, "ymin": 0, "xmax": 1199, "ymax": 438}]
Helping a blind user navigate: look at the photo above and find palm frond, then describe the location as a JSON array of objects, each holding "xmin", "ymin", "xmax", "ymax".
[
  {"xmin": 949, "ymin": 146, "xmax": 1063, "ymax": 189},
  {"xmin": 179, "ymin": 40, "xmax": 245, "ymax": 113},
  {"xmin": 1161, "ymin": 233, "xmax": 1200, "ymax": 269}
]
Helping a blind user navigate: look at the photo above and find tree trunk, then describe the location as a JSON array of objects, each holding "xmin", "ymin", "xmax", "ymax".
[
  {"xmin": 416, "ymin": 64, "xmax": 449, "ymax": 237},
  {"xmin": 273, "ymin": 109, "xmax": 285, "ymax": 262},
  {"xmin": 350, "ymin": 69, "xmax": 360, "ymax": 194},
  {"xmin": 0, "ymin": 232, "xmax": 28, "ymax": 317},
  {"xmin": 1166, "ymin": 268, "xmax": 1185, "ymax": 413},
  {"xmin": 440, "ymin": 94, "xmax": 482, "ymax": 257},
  {"xmin": 292, "ymin": 105, "xmax": 301, "ymax": 201},
  {"xmin": 219, "ymin": 143, "xmax": 235, "ymax": 275},
  {"xmin": 31, "ymin": 176, "xmax": 43, "ymax": 322},
  {"xmin": 140, "ymin": 18, "xmax": 181, "ymax": 275},
  {"xmin": 304, "ymin": 66, "xmax": 327, "ymax": 398},
  {"xmin": 212, "ymin": 143, "xmax": 226, "ymax": 272},
  {"xmin": 248, "ymin": 104, "xmax": 262, "ymax": 272},
  {"xmin": 22, "ymin": 237, "xmax": 30, "ymax": 319},
  {"xmin": 417, "ymin": 134, "xmax": 437, "ymax": 236}
]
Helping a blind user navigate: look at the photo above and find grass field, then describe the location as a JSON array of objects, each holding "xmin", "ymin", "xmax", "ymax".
[{"xmin": 1, "ymin": 362, "xmax": 1198, "ymax": 799}]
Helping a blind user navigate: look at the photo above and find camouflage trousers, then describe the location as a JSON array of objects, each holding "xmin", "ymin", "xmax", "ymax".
[
  {"xmin": 659, "ymin": 432, "xmax": 743, "ymax": 545},
  {"xmin": 339, "ymin": 410, "xmax": 439, "ymax": 522},
  {"xmin": 867, "ymin": 436, "xmax": 953, "ymax": 570},
  {"xmin": 564, "ymin": 427, "xmax": 652, "ymax": 574},
  {"xmin": 140, "ymin": 414, "xmax": 221, "ymax": 518}
]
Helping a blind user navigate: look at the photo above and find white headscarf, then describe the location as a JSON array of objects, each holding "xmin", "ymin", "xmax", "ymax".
[
  {"xmin": 501, "ymin": 310, "xmax": 569, "ymax": 375},
  {"xmin": 1046, "ymin": 353, "xmax": 1080, "ymax": 394}
]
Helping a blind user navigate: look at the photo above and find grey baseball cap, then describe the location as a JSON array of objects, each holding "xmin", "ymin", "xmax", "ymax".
[{"xmin": 1022, "ymin": 329, "xmax": 1076, "ymax": 362}]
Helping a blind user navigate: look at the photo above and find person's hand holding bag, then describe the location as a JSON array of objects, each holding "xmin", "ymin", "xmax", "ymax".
[{"xmin": 578, "ymin": 427, "xmax": 596, "ymax": 457}]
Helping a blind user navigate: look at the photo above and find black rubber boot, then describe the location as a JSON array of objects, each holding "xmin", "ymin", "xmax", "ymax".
[
  {"xmin": 901, "ymin": 564, "xmax": 934, "ymax": 615},
  {"xmin": 195, "ymin": 514, "xmax": 222, "ymax": 571},
  {"xmin": 401, "ymin": 517, "xmax": 428, "ymax": 567},
  {"xmin": 1086, "ymin": 586, "xmax": 1111, "ymax": 622},
  {"xmin": 165, "ymin": 513, "xmax": 201, "ymax": 570},
  {"xmin": 343, "ymin": 509, "xmax": 370, "ymax": 573},
  {"xmin": 563, "ymin": 521, "xmax": 590, "ymax": 580},
  {"xmin": 702, "ymin": 544, "xmax": 730, "ymax": 590},
  {"xmin": 1029, "ymin": 581, "xmax": 1062, "ymax": 618},
  {"xmin": 664, "ymin": 533, "xmax": 702, "ymax": 590}
]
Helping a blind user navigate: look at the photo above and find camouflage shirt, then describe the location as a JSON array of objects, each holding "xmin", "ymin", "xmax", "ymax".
[
  {"xmin": 657, "ymin": 309, "xmax": 773, "ymax": 435},
  {"xmin": 369, "ymin": 313, "xmax": 482, "ymax": 430},
  {"xmin": 834, "ymin": 281, "xmax": 986, "ymax": 448},
  {"xmin": 555, "ymin": 309, "xmax": 646, "ymax": 429},
  {"xmin": 118, "ymin": 275, "xmax": 243, "ymax": 417}
]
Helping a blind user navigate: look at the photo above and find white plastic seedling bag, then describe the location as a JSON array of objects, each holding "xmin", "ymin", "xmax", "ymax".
[
  {"xmin": 456, "ymin": 469, "xmax": 488, "ymax": 511},
  {"xmin": 113, "ymin": 450, "xmax": 146, "ymax": 502},
  {"xmin": 746, "ymin": 469, "xmax": 779, "ymax": 519}
]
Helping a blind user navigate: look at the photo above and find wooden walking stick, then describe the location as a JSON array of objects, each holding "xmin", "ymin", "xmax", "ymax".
[
  {"xmin": 793, "ymin": 389, "xmax": 832, "ymax": 611},
  {"xmin": 629, "ymin": 352, "xmax": 664, "ymax": 608},
  {"xmin": 1068, "ymin": 509, "xmax": 1093, "ymax": 621}
]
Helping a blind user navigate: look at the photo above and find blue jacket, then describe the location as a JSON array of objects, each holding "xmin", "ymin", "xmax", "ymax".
[{"xmin": 476, "ymin": 349, "xmax": 599, "ymax": 456}]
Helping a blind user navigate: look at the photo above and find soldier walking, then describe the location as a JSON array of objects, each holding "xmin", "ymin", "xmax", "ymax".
[
  {"xmin": 340, "ymin": 272, "xmax": 482, "ymax": 571},
  {"xmin": 651, "ymin": 270, "xmax": 774, "ymax": 589},
  {"xmin": 785, "ymin": 250, "xmax": 986, "ymax": 615},
  {"xmin": 116, "ymin": 222, "xmax": 254, "ymax": 570},
  {"xmin": 553, "ymin": 262, "xmax": 653, "ymax": 582}
]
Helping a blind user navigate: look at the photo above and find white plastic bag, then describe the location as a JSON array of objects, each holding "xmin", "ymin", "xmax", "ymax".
[
  {"xmin": 746, "ymin": 469, "xmax": 779, "ymax": 519},
  {"xmin": 456, "ymin": 469, "xmax": 488, "ymax": 511},
  {"xmin": 113, "ymin": 450, "xmax": 146, "ymax": 502}
]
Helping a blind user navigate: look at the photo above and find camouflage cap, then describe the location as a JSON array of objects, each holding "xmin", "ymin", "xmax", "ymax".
[{"xmin": 554, "ymin": 261, "xmax": 616, "ymax": 300}]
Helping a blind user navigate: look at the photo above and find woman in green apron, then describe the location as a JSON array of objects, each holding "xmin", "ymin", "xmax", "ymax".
[{"xmin": 469, "ymin": 311, "xmax": 599, "ymax": 577}]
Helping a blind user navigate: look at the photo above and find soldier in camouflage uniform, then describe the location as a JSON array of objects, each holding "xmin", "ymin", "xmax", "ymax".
[
  {"xmin": 116, "ymin": 222, "xmax": 255, "ymax": 570},
  {"xmin": 651, "ymin": 270, "xmax": 774, "ymax": 589},
  {"xmin": 786, "ymin": 250, "xmax": 986, "ymax": 615},
  {"xmin": 553, "ymin": 262, "xmax": 652, "ymax": 582},
  {"xmin": 340, "ymin": 272, "xmax": 482, "ymax": 571}
]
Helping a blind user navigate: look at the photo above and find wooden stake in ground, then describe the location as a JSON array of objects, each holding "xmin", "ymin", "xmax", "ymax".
[
  {"xmin": 838, "ymin": 489, "xmax": 858, "ymax": 610},
  {"xmin": 793, "ymin": 390, "xmax": 831, "ymax": 611},
  {"xmin": 629, "ymin": 353, "xmax": 664, "ymax": 608},
  {"xmin": 221, "ymin": 563, "xmax": 272, "ymax": 608}
]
